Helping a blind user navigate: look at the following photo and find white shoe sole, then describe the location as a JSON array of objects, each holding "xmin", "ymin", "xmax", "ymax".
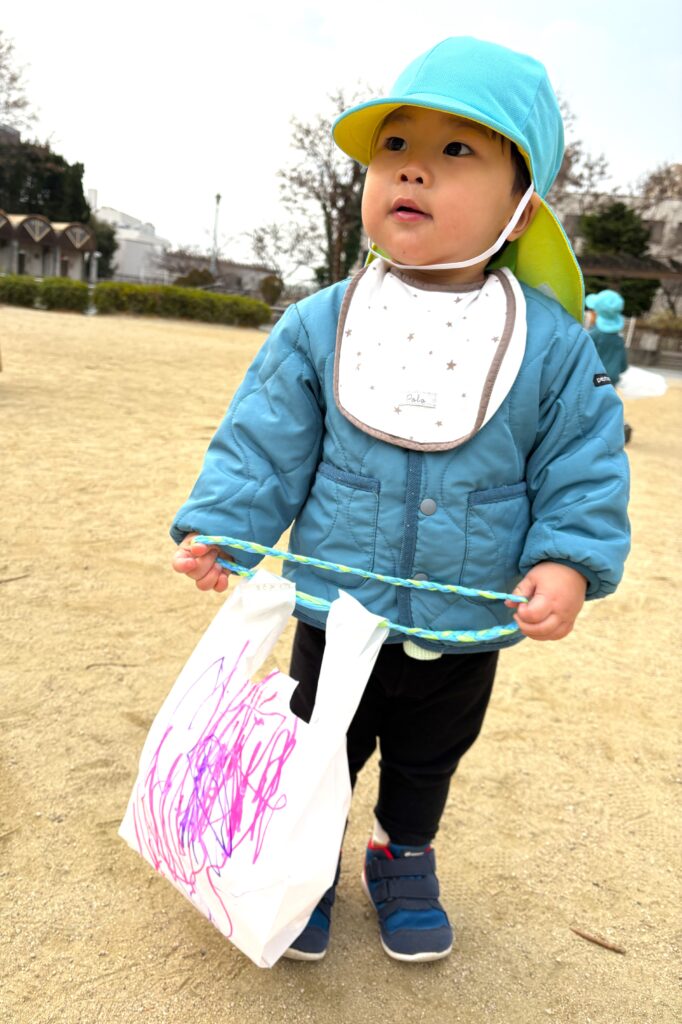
[
  {"xmin": 281, "ymin": 946, "xmax": 327, "ymax": 962},
  {"xmin": 361, "ymin": 869, "xmax": 453, "ymax": 963}
]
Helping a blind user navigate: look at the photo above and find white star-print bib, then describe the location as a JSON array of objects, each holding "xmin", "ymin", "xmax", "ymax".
[{"xmin": 334, "ymin": 261, "xmax": 527, "ymax": 451}]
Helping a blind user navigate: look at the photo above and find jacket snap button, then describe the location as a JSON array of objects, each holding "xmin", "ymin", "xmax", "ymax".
[
  {"xmin": 419, "ymin": 498, "xmax": 437, "ymax": 515},
  {"xmin": 413, "ymin": 572, "xmax": 429, "ymax": 581}
]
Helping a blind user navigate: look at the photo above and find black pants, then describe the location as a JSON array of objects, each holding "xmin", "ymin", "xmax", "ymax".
[{"xmin": 289, "ymin": 621, "xmax": 498, "ymax": 846}]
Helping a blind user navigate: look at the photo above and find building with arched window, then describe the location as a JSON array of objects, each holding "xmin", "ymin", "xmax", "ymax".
[{"xmin": 0, "ymin": 211, "xmax": 97, "ymax": 280}]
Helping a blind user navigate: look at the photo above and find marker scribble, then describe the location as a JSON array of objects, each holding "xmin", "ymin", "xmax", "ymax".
[{"xmin": 130, "ymin": 640, "xmax": 298, "ymax": 935}]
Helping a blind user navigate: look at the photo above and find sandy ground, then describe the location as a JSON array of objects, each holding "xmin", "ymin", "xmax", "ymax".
[{"xmin": 0, "ymin": 305, "xmax": 680, "ymax": 1024}]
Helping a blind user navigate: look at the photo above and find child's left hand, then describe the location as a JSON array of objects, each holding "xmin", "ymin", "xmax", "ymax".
[{"xmin": 504, "ymin": 562, "xmax": 587, "ymax": 641}]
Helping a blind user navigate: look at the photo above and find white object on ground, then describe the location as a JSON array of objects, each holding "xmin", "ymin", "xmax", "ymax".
[{"xmin": 618, "ymin": 365, "xmax": 668, "ymax": 399}]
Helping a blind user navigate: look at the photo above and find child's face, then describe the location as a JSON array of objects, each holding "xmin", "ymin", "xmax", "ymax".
[{"xmin": 362, "ymin": 106, "xmax": 532, "ymax": 284}]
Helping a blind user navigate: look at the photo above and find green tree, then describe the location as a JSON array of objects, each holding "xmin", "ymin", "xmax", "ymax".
[
  {"xmin": 89, "ymin": 216, "xmax": 117, "ymax": 279},
  {"xmin": 581, "ymin": 202, "xmax": 650, "ymax": 255},
  {"xmin": 580, "ymin": 202, "xmax": 659, "ymax": 317},
  {"xmin": 0, "ymin": 138, "xmax": 90, "ymax": 221},
  {"xmin": 1, "ymin": 33, "xmax": 118, "ymax": 282},
  {"xmin": 0, "ymin": 137, "xmax": 118, "ymax": 278}
]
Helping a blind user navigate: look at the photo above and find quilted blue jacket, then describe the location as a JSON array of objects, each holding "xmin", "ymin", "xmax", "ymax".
[{"xmin": 171, "ymin": 277, "xmax": 630, "ymax": 652}]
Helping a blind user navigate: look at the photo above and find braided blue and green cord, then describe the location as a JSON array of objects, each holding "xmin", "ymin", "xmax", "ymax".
[{"xmin": 193, "ymin": 535, "xmax": 526, "ymax": 646}]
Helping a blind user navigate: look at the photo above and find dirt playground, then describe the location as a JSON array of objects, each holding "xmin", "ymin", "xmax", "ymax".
[{"xmin": 1, "ymin": 305, "xmax": 680, "ymax": 1024}]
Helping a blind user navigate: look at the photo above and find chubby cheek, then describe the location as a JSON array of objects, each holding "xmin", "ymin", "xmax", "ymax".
[{"xmin": 361, "ymin": 177, "xmax": 383, "ymax": 241}]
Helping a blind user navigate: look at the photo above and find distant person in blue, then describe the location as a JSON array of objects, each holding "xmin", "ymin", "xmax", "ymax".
[{"xmin": 586, "ymin": 290, "xmax": 632, "ymax": 443}]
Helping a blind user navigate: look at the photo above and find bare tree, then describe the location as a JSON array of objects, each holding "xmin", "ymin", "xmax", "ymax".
[
  {"xmin": 547, "ymin": 96, "xmax": 610, "ymax": 211},
  {"xmin": 250, "ymin": 221, "xmax": 322, "ymax": 285},
  {"xmin": 157, "ymin": 245, "xmax": 209, "ymax": 280},
  {"xmin": 250, "ymin": 88, "xmax": 369, "ymax": 288},
  {"xmin": 636, "ymin": 162, "xmax": 682, "ymax": 205},
  {"xmin": 0, "ymin": 30, "xmax": 36, "ymax": 133}
]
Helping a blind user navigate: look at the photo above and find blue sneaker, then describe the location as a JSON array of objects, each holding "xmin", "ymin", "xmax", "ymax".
[
  {"xmin": 362, "ymin": 841, "xmax": 453, "ymax": 961},
  {"xmin": 283, "ymin": 871, "xmax": 339, "ymax": 961}
]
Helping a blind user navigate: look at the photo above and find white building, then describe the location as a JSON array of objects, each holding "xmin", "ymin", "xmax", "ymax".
[{"xmin": 90, "ymin": 192, "xmax": 170, "ymax": 283}]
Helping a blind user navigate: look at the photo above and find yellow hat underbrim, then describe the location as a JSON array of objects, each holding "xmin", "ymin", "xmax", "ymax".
[{"xmin": 490, "ymin": 199, "xmax": 584, "ymax": 323}]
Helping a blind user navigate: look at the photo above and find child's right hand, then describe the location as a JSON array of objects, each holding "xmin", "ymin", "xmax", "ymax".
[{"xmin": 172, "ymin": 533, "xmax": 232, "ymax": 593}]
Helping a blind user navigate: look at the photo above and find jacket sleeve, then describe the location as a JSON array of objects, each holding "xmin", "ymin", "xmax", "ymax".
[
  {"xmin": 519, "ymin": 315, "xmax": 631, "ymax": 599},
  {"xmin": 170, "ymin": 302, "xmax": 324, "ymax": 567}
]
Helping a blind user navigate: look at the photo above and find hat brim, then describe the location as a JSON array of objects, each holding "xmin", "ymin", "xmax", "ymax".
[
  {"xmin": 585, "ymin": 294, "xmax": 598, "ymax": 310},
  {"xmin": 333, "ymin": 97, "xmax": 530, "ymax": 168},
  {"xmin": 595, "ymin": 314, "xmax": 625, "ymax": 333}
]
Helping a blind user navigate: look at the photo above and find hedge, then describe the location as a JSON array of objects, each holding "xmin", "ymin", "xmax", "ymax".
[
  {"xmin": 93, "ymin": 282, "xmax": 271, "ymax": 327},
  {"xmin": 0, "ymin": 274, "xmax": 40, "ymax": 307},
  {"xmin": 39, "ymin": 277, "xmax": 90, "ymax": 312},
  {"xmin": 0, "ymin": 275, "xmax": 272, "ymax": 328}
]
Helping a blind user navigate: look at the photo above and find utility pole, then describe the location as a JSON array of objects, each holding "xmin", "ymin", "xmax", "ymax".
[{"xmin": 210, "ymin": 193, "xmax": 221, "ymax": 278}]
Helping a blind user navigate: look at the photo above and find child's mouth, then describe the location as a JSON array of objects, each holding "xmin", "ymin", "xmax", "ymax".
[{"xmin": 391, "ymin": 199, "xmax": 430, "ymax": 222}]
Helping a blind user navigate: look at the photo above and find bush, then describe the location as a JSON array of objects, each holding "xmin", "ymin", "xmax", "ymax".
[
  {"xmin": 639, "ymin": 312, "xmax": 682, "ymax": 336},
  {"xmin": 259, "ymin": 274, "xmax": 284, "ymax": 305},
  {"xmin": 92, "ymin": 282, "xmax": 271, "ymax": 327},
  {"xmin": 39, "ymin": 277, "xmax": 90, "ymax": 312},
  {"xmin": 0, "ymin": 274, "xmax": 40, "ymax": 307},
  {"xmin": 92, "ymin": 281, "xmax": 134, "ymax": 314},
  {"xmin": 174, "ymin": 268, "xmax": 215, "ymax": 288}
]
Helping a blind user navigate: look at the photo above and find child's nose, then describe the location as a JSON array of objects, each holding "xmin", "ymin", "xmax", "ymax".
[
  {"xmin": 400, "ymin": 170, "xmax": 425, "ymax": 184},
  {"xmin": 397, "ymin": 160, "xmax": 431, "ymax": 186}
]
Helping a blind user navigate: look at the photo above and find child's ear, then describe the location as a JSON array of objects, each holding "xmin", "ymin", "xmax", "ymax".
[{"xmin": 508, "ymin": 192, "xmax": 541, "ymax": 241}]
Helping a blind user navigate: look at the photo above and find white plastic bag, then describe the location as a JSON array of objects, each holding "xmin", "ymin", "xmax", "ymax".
[
  {"xmin": 618, "ymin": 365, "xmax": 668, "ymax": 399},
  {"xmin": 119, "ymin": 570, "xmax": 388, "ymax": 967}
]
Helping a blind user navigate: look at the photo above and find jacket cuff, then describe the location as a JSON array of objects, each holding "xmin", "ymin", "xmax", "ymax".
[{"xmin": 520, "ymin": 557, "xmax": 603, "ymax": 599}]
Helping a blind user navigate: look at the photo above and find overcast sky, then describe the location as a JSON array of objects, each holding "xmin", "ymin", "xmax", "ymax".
[{"xmin": 3, "ymin": 0, "xmax": 681, "ymax": 262}]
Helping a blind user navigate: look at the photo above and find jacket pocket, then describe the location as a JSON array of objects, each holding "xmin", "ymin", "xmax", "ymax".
[
  {"xmin": 291, "ymin": 461, "xmax": 380, "ymax": 589},
  {"xmin": 461, "ymin": 482, "xmax": 530, "ymax": 594}
]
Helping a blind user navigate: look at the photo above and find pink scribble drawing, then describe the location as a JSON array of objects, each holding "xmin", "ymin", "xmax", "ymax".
[{"xmin": 130, "ymin": 641, "xmax": 298, "ymax": 934}]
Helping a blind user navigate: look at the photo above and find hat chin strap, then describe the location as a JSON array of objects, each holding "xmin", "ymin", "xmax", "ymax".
[{"xmin": 369, "ymin": 182, "xmax": 535, "ymax": 271}]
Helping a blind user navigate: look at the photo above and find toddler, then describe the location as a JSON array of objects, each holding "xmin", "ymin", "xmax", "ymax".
[{"xmin": 171, "ymin": 37, "xmax": 630, "ymax": 963}]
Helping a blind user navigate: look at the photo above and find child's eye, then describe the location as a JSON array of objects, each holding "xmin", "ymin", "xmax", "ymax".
[
  {"xmin": 384, "ymin": 136, "xmax": 406, "ymax": 152},
  {"xmin": 444, "ymin": 141, "xmax": 473, "ymax": 157}
]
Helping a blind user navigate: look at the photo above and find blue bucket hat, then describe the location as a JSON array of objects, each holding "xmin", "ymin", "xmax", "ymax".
[
  {"xmin": 333, "ymin": 37, "xmax": 584, "ymax": 322},
  {"xmin": 585, "ymin": 289, "xmax": 625, "ymax": 332}
]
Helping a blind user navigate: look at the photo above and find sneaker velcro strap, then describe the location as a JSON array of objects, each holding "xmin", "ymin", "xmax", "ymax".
[
  {"xmin": 370, "ymin": 875, "xmax": 440, "ymax": 902},
  {"xmin": 375, "ymin": 897, "xmax": 443, "ymax": 923},
  {"xmin": 366, "ymin": 850, "xmax": 437, "ymax": 881}
]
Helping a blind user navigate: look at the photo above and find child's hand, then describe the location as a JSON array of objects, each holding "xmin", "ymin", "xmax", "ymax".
[
  {"xmin": 504, "ymin": 562, "xmax": 587, "ymax": 641},
  {"xmin": 172, "ymin": 533, "xmax": 233, "ymax": 593}
]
